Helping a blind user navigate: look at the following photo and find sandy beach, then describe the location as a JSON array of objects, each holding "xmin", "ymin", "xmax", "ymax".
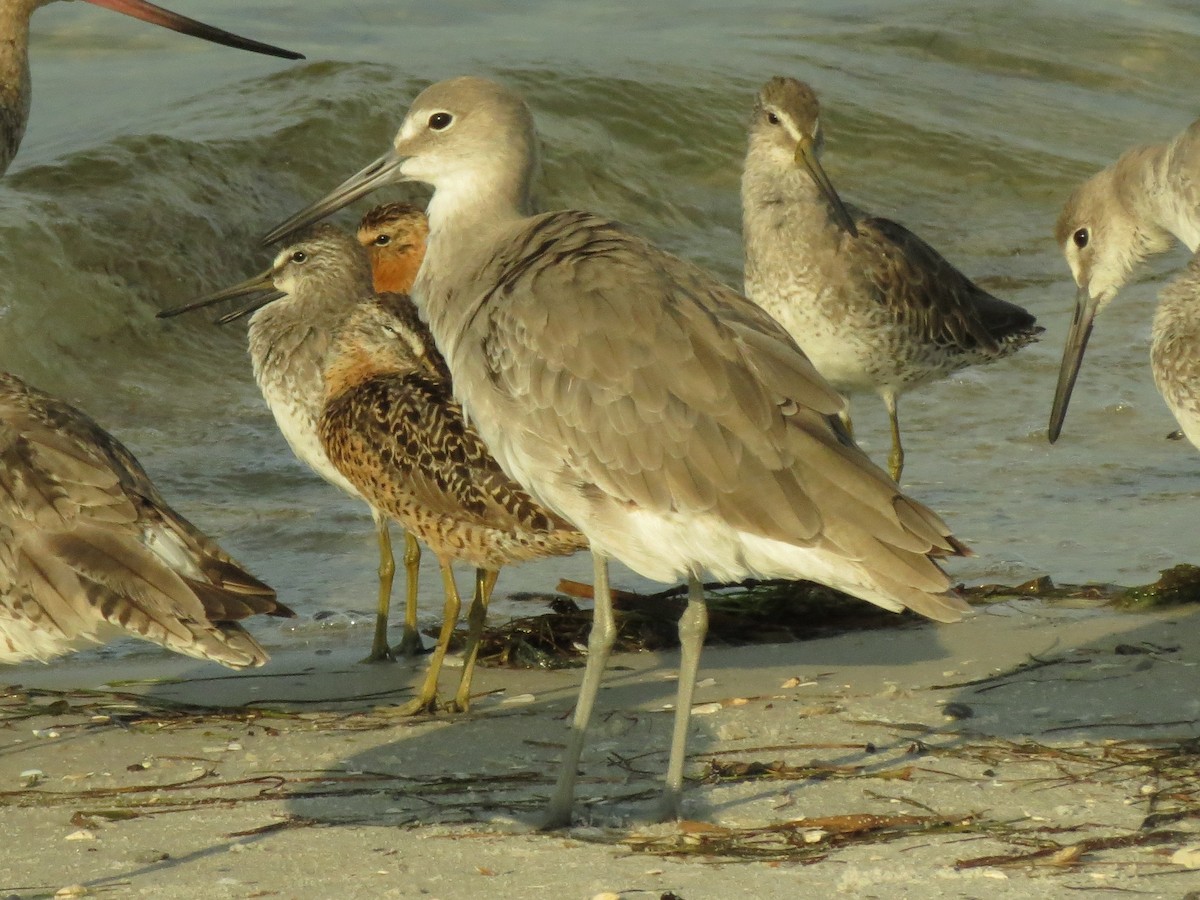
[{"xmin": 1, "ymin": 596, "xmax": 1197, "ymax": 899}]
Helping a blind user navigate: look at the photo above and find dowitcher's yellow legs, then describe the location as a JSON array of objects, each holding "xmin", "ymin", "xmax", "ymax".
[
  {"xmin": 363, "ymin": 511, "xmax": 397, "ymax": 663},
  {"xmin": 884, "ymin": 390, "xmax": 904, "ymax": 482},
  {"xmin": 395, "ymin": 563, "xmax": 461, "ymax": 716},
  {"xmin": 450, "ymin": 567, "xmax": 499, "ymax": 712},
  {"xmin": 392, "ymin": 531, "xmax": 425, "ymax": 657}
]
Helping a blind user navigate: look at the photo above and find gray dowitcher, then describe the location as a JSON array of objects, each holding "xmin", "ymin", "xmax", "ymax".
[
  {"xmin": 0, "ymin": 0, "xmax": 301, "ymax": 176},
  {"xmin": 742, "ymin": 76, "xmax": 1042, "ymax": 481},
  {"xmin": 0, "ymin": 372, "xmax": 291, "ymax": 666},
  {"xmin": 263, "ymin": 75, "xmax": 971, "ymax": 826},
  {"xmin": 158, "ymin": 225, "xmax": 417, "ymax": 663},
  {"xmin": 320, "ymin": 293, "xmax": 586, "ymax": 714},
  {"xmin": 351, "ymin": 202, "xmax": 432, "ymax": 657},
  {"xmin": 1049, "ymin": 116, "xmax": 1200, "ymax": 444}
]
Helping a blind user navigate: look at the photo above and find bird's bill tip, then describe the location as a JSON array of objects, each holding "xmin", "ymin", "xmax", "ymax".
[
  {"xmin": 794, "ymin": 139, "xmax": 858, "ymax": 238},
  {"xmin": 1047, "ymin": 284, "xmax": 1099, "ymax": 443},
  {"xmin": 157, "ymin": 271, "xmax": 278, "ymax": 319},
  {"xmin": 84, "ymin": 0, "xmax": 303, "ymax": 61},
  {"xmin": 260, "ymin": 150, "xmax": 406, "ymax": 247}
]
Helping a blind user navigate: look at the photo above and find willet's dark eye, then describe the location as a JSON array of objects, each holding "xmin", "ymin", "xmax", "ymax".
[
  {"xmin": 374, "ymin": 234, "xmax": 391, "ymax": 246},
  {"xmin": 1073, "ymin": 228, "xmax": 1089, "ymax": 249},
  {"xmin": 429, "ymin": 112, "xmax": 453, "ymax": 130},
  {"xmin": 767, "ymin": 112, "xmax": 781, "ymax": 126},
  {"xmin": 290, "ymin": 250, "xmax": 307, "ymax": 264}
]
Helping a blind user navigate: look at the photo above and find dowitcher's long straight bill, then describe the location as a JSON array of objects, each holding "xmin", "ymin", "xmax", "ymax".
[
  {"xmin": 794, "ymin": 136, "xmax": 858, "ymax": 238},
  {"xmin": 86, "ymin": 0, "xmax": 303, "ymax": 60},
  {"xmin": 262, "ymin": 151, "xmax": 405, "ymax": 246},
  {"xmin": 1048, "ymin": 283, "xmax": 1098, "ymax": 443},
  {"xmin": 157, "ymin": 269, "xmax": 284, "ymax": 324}
]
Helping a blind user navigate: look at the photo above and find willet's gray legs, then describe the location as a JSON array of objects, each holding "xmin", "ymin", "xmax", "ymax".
[
  {"xmin": 395, "ymin": 564, "xmax": 463, "ymax": 716},
  {"xmin": 394, "ymin": 531, "xmax": 426, "ymax": 657},
  {"xmin": 657, "ymin": 576, "xmax": 709, "ymax": 822},
  {"xmin": 884, "ymin": 390, "xmax": 904, "ymax": 482},
  {"xmin": 543, "ymin": 552, "xmax": 618, "ymax": 829},
  {"xmin": 451, "ymin": 567, "xmax": 499, "ymax": 712}
]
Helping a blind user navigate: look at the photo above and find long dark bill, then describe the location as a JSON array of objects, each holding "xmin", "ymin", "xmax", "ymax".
[
  {"xmin": 794, "ymin": 137, "xmax": 858, "ymax": 238},
  {"xmin": 261, "ymin": 150, "xmax": 405, "ymax": 246},
  {"xmin": 1048, "ymin": 284, "xmax": 1099, "ymax": 443},
  {"xmin": 157, "ymin": 269, "xmax": 281, "ymax": 319},
  {"xmin": 85, "ymin": 0, "xmax": 303, "ymax": 60}
]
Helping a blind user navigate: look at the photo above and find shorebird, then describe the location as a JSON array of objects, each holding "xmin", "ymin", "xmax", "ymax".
[
  {"xmin": 0, "ymin": 0, "xmax": 302, "ymax": 176},
  {"xmin": 742, "ymin": 76, "xmax": 1042, "ymax": 481},
  {"xmin": 158, "ymin": 225, "xmax": 425, "ymax": 663},
  {"xmin": 0, "ymin": 372, "xmax": 291, "ymax": 666},
  {"xmin": 263, "ymin": 76, "xmax": 972, "ymax": 826},
  {"xmin": 1049, "ymin": 116, "xmax": 1200, "ymax": 444},
  {"xmin": 357, "ymin": 202, "xmax": 429, "ymax": 296},
  {"xmin": 320, "ymin": 293, "xmax": 587, "ymax": 713}
]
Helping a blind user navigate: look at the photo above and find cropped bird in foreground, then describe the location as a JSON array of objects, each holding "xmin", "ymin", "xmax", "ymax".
[
  {"xmin": 0, "ymin": 0, "xmax": 302, "ymax": 175},
  {"xmin": 263, "ymin": 76, "xmax": 972, "ymax": 826},
  {"xmin": 158, "ymin": 225, "xmax": 422, "ymax": 662},
  {"xmin": 320, "ymin": 293, "xmax": 587, "ymax": 714},
  {"xmin": 742, "ymin": 77, "xmax": 1042, "ymax": 481},
  {"xmin": 0, "ymin": 373, "xmax": 291, "ymax": 666},
  {"xmin": 1049, "ymin": 116, "xmax": 1200, "ymax": 447}
]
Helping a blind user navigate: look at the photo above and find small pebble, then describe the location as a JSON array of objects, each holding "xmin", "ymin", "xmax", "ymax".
[
  {"xmin": 64, "ymin": 830, "xmax": 96, "ymax": 842},
  {"xmin": 54, "ymin": 886, "xmax": 87, "ymax": 898},
  {"xmin": 942, "ymin": 702, "xmax": 974, "ymax": 721}
]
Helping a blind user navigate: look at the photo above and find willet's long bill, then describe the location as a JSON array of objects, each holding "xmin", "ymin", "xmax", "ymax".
[
  {"xmin": 1050, "ymin": 116, "xmax": 1200, "ymax": 444},
  {"xmin": 0, "ymin": 373, "xmax": 290, "ymax": 667},
  {"xmin": 320, "ymin": 292, "xmax": 586, "ymax": 714},
  {"xmin": 0, "ymin": 0, "xmax": 301, "ymax": 175},
  {"xmin": 158, "ymin": 226, "xmax": 418, "ymax": 663},
  {"xmin": 742, "ymin": 77, "xmax": 1041, "ymax": 481},
  {"xmin": 263, "ymin": 75, "xmax": 971, "ymax": 827}
]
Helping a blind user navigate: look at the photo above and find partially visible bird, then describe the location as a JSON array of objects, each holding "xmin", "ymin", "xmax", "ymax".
[
  {"xmin": 158, "ymin": 225, "xmax": 418, "ymax": 663},
  {"xmin": 1049, "ymin": 116, "xmax": 1200, "ymax": 443},
  {"xmin": 346, "ymin": 201, "xmax": 433, "ymax": 656},
  {"xmin": 320, "ymin": 293, "xmax": 587, "ymax": 714},
  {"xmin": 742, "ymin": 76, "xmax": 1042, "ymax": 481},
  {"xmin": 261, "ymin": 75, "xmax": 971, "ymax": 825},
  {"xmin": 0, "ymin": 0, "xmax": 301, "ymax": 176},
  {"xmin": 0, "ymin": 372, "xmax": 290, "ymax": 667}
]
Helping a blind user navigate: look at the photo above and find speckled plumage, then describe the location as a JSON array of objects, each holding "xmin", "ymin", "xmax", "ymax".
[
  {"xmin": 262, "ymin": 76, "xmax": 972, "ymax": 823},
  {"xmin": 320, "ymin": 293, "xmax": 586, "ymax": 712},
  {"xmin": 0, "ymin": 373, "xmax": 289, "ymax": 666},
  {"xmin": 1151, "ymin": 255, "xmax": 1200, "ymax": 449},
  {"xmin": 742, "ymin": 77, "xmax": 1041, "ymax": 479},
  {"xmin": 1050, "ymin": 116, "xmax": 1200, "ymax": 443}
]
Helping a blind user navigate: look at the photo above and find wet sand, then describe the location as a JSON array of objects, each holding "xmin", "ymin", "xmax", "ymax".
[{"xmin": 1, "ymin": 598, "xmax": 1198, "ymax": 899}]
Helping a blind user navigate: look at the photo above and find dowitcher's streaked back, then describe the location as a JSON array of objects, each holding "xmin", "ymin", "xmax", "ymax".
[
  {"xmin": 320, "ymin": 292, "xmax": 587, "ymax": 714},
  {"xmin": 1050, "ymin": 116, "xmax": 1200, "ymax": 443},
  {"xmin": 742, "ymin": 76, "xmax": 1042, "ymax": 481},
  {"xmin": 158, "ymin": 225, "xmax": 417, "ymax": 663},
  {"xmin": 0, "ymin": 0, "xmax": 301, "ymax": 176},
  {"xmin": 0, "ymin": 372, "xmax": 290, "ymax": 666},
  {"xmin": 263, "ymin": 75, "xmax": 971, "ymax": 826}
]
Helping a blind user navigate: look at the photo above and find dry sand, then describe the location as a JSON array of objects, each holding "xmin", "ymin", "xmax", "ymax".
[{"xmin": 1, "ymin": 598, "xmax": 1198, "ymax": 899}]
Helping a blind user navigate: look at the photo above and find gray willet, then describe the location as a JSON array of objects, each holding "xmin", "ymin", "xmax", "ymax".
[
  {"xmin": 1050, "ymin": 116, "xmax": 1200, "ymax": 445},
  {"xmin": 0, "ymin": 372, "xmax": 290, "ymax": 666},
  {"xmin": 0, "ymin": 0, "xmax": 301, "ymax": 175},
  {"xmin": 742, "ymin": 77, "xmax": 1042, "ymax": 481},
  {"xmin": 320, "ymin": 294, "xmax": 586, "ymax": 713},
  {"xmin": 262, "ymin": 75, "xmax": 972, "ymax": 826},
  {"xmin": 158, "ymin": 225, "xmax": 419, "ymax": 662}
]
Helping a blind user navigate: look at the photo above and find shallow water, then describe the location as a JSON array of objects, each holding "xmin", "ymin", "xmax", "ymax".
[{"xmin": 2, "ymin": 0, "xmax": 1198, "ymax": 661}]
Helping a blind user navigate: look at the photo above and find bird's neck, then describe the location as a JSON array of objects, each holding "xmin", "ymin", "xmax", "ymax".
[
  {"xmin": 0, "ymin": 2, "xmax": 34, "ymax": 170},
  {"xmin": 322, "ymin": 341, "xmax": 391, "ymax": 401},
  {"xmin": 1116, "ymin": 140, "xmax": 1195, "ymax": 256}
]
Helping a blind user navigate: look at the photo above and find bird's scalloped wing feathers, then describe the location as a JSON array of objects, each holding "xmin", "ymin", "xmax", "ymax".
[
  {"xmin": 856, "ymin": 216, "xmax": 1037, "ymax": 351},
  {"xmin": 477, "ymin": 213, "xmax": 960, "ymax": 560}
]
